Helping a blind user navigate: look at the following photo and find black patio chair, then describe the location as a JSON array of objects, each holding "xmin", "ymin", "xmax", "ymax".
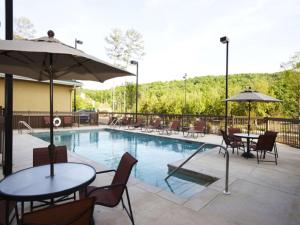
[
  {"xmin": 0, "ymin": 198, "xmax": 16, "ymax": 225},
  {"xmin": 31, "ymin": 146, "xmax": 76, "ymax": 211},
  {"xmin": 21, "ymin": 197, "xmax": 95, "ymax": 225},
  {"xmin": 251, "ymin": 134, "xmax": 278, "ymax": 165},
  {"xmin": 220, "ymin": 130, "xmax": 244, "ymax": 156},
  {"xmin": 79, "ymin": 152, "xmax": 138, "ymax": 225}
]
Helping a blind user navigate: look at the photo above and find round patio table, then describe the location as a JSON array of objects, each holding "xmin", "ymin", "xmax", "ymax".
[
  {"xmin": 233, "ymin": 133, "xmax": 259, "ymax": 158},
  {"xmin": 0, "ymin": 162, "xmax": 96, "ymax": 201}
]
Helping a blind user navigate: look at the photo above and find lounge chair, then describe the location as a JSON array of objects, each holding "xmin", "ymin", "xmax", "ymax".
[
  {"xmin": 108, "ymin": 116, "xmax": 118, "ymax": 126},
  {"xmin": 250, "ymin": 134, "xmax": 278, "ymax": 165},
  {"xmin": 43, "ymin": 116, "xmax": 50, "ymax": 128},
  {"xmin": 219, "ymin": 130, "xmax": 244, "ymax": 155},
  {"xmin": 145, "ymin": 118, "xmax": 161, "ymax": 132},
  {"xmin": 63, "ymin": 116, "xmax": 73, "ymax": 127},
  {"xmin": 129, "ymin": 117, "xmax": 144, "ymax": 129},
  {"xmin": 79, "ymin": 152, "xmax": 138, "ymax": 225},
  {"xmin": 161, "ymin": 120, "xmax": 180, "ymax": 135},
  {"xmin": 185, "ymin": 120, "xmax": 206, "ymax": 138},
  {"xmin": 120, "ymin": 117, "xmax": 133, "ymax": 127},
  {"xmin": 21, "ymin": 197, "xmax": 95, "ymax": 225}
]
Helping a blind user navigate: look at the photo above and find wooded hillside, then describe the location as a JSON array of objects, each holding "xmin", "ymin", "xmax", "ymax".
[{"xmin": 77, "ymin": 71, "xmax": 300, "ymax": 119}]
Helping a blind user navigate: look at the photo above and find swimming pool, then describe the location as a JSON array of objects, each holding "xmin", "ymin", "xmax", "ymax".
[{"xmin": 32, "ymin": 129, "xmax": 216, "ymax": 198}]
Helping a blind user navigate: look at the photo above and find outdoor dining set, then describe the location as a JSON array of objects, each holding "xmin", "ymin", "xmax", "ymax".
[
  {"xmin": 0, "ymin": 148, "xmax": 138, "ymax": 225},
  {"xmin": 219, "ymin": 128, "xmax": 279, "ymax": 165}
]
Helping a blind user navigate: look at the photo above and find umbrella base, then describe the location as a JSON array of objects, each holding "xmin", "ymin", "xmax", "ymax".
[{"xmin": 241, "ymin": 152, "xmax": 255, "ymax": 158}]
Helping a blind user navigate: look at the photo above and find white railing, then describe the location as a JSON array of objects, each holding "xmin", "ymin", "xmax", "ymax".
[{"xmin": 18, "ymin": 121, "xmax": 34, "ymax": 134}]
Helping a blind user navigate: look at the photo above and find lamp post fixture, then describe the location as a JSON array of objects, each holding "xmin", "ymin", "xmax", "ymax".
[
  {"xmin": 73, "ymin": 39, "xmax": 83, "ymax": 112},
  {"xmin": 74, "ymin": 38, "xmax": 83, "ymax": 49},
  {"xmin": 183, "ymin": 73, "xmax": 187, "ymax": 114},
  {"xmin": 130, "ymin": 60, "xmax": 139, "ymax": 122},
  {"xmin": 220, "ymin": 36, "xmax": 229, "ymax": 134}
]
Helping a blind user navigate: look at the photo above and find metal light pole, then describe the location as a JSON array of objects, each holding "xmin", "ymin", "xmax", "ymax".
[
  {"xmin": 73, "ymin": 39, "xmax": 83, "ymax": 112},
  {"xmin": 4, "ymin": 0, "xmax": 13, "ymax": 176},
  {"xmin": 220, "ymin": 36, "xmax": 229, "ymax": 134},
  {"xmin": 130, "ymin": 60, "xmax": 139, "ymax": 122},
  {"xmin": 183, "ymin": 73, "xmax": 187, "ymax": 114}
]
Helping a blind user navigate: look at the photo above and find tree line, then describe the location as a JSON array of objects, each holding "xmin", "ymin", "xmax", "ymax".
[{"xmin": 77, "ymin": 70, "xmax": 300, "ymax": 119}]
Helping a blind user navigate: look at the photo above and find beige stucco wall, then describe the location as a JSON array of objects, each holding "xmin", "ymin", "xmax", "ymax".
[{"xmin": 0, "ymin": 78, "xmax": 74, "ymax": 112}]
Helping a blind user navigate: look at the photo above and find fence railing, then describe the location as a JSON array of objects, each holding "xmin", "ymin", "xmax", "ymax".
[
  {"xmin": 12, "ymin": 111, "xmax": 99, "ymax": 129},
  {"xmin": 99, "ymin": 112, "xmax": 300, "ymax": 148},
  {"xmin": 6, "ymin": 111, "xmax": 300, "ymax": 148}
]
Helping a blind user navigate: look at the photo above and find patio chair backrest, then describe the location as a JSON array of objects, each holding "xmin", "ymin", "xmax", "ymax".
[
  {"xmin": 194, "ymin": 120, "xmax": 205, "ymax": 131},
  {"xmin": 126, "ymin": 117, "xmax": 132, "ymax": 125},
  {"xmin": 63, "ymin": 116, "xmax": 72, "ymax": 125},
  {"xmin": 152, "ymin": 118, "xmax": 161, "ymax": 127},
  {"xmin": 33, "ymin": 145, "xmax": 68, "ymax": 167},
  {"xmin": 169, "ymin": 120, "xmax": 180, "ymax": 130},
  {"xmin": 255, "ymin": 135, "xmax": 276, "ymax": 152},
  {"xmin": 43, "ymin": 116, "xmax": 50, "ymax": 125},
  {"xmin": 111, "ymin": 152, "xmax": 138, "ymax": 199},
  {"xmin": 22, "ymin": 197, "xmax": 95, "ymax": 225},
  {"xmin": 228, "ymin": 127, "xmax": 241, "ymax": 137},
  {"xmin": 264, "ymin": 131, "xmax": 278, "ymax": 137},
  {"xmin": 220, "ymin": 130, "xmax": 231, "ymax": 146},
  {"xmin": 135, "ymin": 117, "xmax": 143, "ymax": 125}
]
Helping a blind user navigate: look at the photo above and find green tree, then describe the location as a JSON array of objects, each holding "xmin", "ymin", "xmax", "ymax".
[{"xmin": 280, "ymin": 52, "xmax": 300, "ymax": 119}]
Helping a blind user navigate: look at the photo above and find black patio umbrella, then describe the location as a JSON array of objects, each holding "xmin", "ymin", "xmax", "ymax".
[
  {"xmin": 0, "ymin": 30, "xmax": 133, "ymax": 176},
  {"xmin": 225, "ymin": 87, "xmax": 281, "ymax": 135}
]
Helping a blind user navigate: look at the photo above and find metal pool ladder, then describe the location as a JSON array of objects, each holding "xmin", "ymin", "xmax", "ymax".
[
  {"xmin": 18, "ymin": 120, "xmax": 34, "ymax": 134},
  {"xmin": 165, "ymin": 143, "xmax": 230, "ymax": 195}
]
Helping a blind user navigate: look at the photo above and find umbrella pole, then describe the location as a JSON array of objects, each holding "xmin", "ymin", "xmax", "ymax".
[
  {"xmin": 48, "ymin": 54, "xmax": 55, "ymax": 177},
  {"xmin": 248, "ymin": 101, "xmax": 251, "ymax": 135}
]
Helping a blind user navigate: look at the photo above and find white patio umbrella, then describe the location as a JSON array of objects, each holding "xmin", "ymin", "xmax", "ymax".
[
  {"xmin": 0, "ymin": 30, "xmax": 133, "ymax": 176},
  {"xmin": 225, "ymin": 87, "xmax": 281, "ymax": 135}
]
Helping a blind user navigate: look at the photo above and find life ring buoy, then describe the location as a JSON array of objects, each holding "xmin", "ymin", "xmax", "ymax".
[{"xmin": 53, "ymin": 117, "xmax": 61, "ymax": 127}]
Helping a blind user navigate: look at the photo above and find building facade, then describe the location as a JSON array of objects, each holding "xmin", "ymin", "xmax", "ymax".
[{"xmin": 0, "ymin": 75, "xmax": 81, "ymax": 112}]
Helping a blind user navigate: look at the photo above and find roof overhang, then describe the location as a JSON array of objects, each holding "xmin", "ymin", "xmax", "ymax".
[{"xmin": 0, "ymin": 73, "xmax": 82, "ymax": 87}]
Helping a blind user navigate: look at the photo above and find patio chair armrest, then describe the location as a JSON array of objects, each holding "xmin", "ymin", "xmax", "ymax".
[
  {"xmin": 96, "ymin": 169, "xmax": 116, "ymax": 174},
  {"xmin": 87, "ymin": 183, "xmax": 126, "ymax": 196}
]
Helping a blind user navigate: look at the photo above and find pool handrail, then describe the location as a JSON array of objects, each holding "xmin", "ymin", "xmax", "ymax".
[{"xmin": 165, "ymin": 143, "xmax": 230, "ymax": 195}]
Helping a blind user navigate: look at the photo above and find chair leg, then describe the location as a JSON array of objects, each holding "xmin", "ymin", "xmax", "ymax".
[
  {"xmin": 121, "ymin": 197, "xmax": 125, "ymax": 209},
  {"xmin": 125, "ymin": 187, "xmax": 135, "ymax": 225},
  {"xmin": 219, "ymin": 140, "xmax": 224, "ymax": 154},
  {"xmin": 14, "ymin": 204, "xmax": 19, "ymax": 225},
  {"xmin": 256, "ymin": 151, "xmax": 259, "ymax": 164},
  {"xmin": 274, "ymin": 143, "xmax": 278, "ymax": 158}
]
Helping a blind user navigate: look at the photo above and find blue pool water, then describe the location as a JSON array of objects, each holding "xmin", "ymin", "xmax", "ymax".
[{"xmin": 32, "ymin": 129, "xmax": 215, "ymax": 197}]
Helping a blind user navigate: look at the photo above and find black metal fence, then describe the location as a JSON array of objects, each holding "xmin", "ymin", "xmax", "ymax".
[
  {"xmin": 99, "ymin": 112, "xmax": 300, "ymax": 148},
  {"xmin": 7, "ymin": 111, "xmax": 300, "ymax": 149}
]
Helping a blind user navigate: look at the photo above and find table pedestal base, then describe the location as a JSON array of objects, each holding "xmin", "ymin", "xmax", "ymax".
[{"xmin": 241, "ymin": 152, "xmax": 255, "ymax": 158}]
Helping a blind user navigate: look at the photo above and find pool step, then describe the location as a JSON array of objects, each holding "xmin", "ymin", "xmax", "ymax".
[{"xmin": 167, "ymin": 164, "xmax": 218, "ymax": 186}]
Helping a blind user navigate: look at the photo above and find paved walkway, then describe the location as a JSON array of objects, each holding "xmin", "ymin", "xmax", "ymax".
[{"xmin": 3, "ymin": 126, "xmax": 300, "ymax": 225}]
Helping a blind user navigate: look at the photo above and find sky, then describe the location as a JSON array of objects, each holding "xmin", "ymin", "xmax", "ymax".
[{"xmin": 0, "ymin": 0, "xmax": 299, "ymax": 90}]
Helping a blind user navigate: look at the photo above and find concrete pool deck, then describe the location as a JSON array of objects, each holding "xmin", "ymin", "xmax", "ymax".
[{"xmin": 3, "ymin": 125, "xmax": 300, "ymax": 225}]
